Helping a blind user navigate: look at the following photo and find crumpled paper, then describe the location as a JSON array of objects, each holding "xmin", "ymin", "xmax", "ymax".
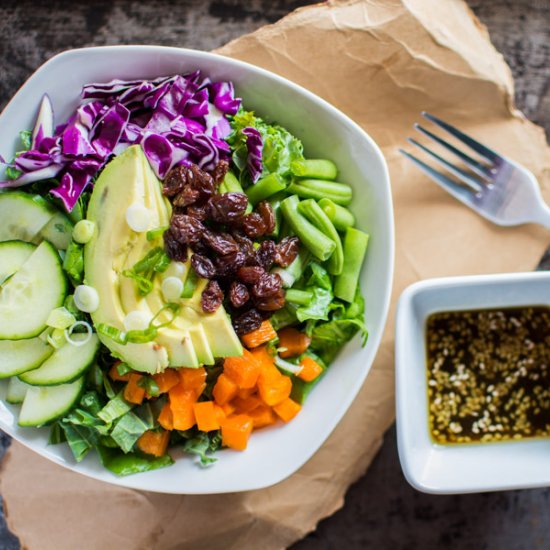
[{"xmin": 2, "ymin": 0, "xmax": 550, "ymax": 548}]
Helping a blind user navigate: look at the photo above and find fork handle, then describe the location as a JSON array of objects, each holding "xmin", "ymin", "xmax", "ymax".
[{"xmin": 532, "ymin": 203, "xmax": 550, "ymax": 230}]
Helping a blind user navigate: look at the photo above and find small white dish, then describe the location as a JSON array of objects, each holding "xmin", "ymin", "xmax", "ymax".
[
  {"xmin": 396, "ymin": 271, "xmax": 550, "ymax": 494},
  {"xmin": 0, "ymin": 46, "xmax": 394, "ymax": 494}
]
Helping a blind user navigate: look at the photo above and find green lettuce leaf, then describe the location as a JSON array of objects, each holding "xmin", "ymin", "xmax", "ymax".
[
  {"xmin": 182, "ymin": 431, "xmax": 222, "ymax": 467},
  {"xmin": 96, "ymin": 446, "xmax": 174, "ymax": 476},
  {"xmin": 110, "ymin": 410, "xmax": 153, "ymax": 453}
]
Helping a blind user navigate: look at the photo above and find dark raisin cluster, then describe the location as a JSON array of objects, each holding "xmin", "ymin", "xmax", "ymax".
[{"xmin": 162, "ymin": 161, "xmax": 300, "ymax": 334}]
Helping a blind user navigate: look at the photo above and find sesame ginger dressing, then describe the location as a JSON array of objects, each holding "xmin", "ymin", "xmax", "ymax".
[{"xmin": 426, "ymin": 307, "xmax": 550, "ymax": 444}]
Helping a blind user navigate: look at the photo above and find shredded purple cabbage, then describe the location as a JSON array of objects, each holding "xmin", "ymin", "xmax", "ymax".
[
  {"xmin": 1, "ymin": 71, "xmax": 242, "ymax": 210},
  {"xmin": 242, "ymin": 127, "xmax": 263, "ymax": 183}
]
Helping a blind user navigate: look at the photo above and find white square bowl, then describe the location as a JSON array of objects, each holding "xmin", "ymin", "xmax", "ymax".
[
  {"xmin": 396, "ymin": 271, "xmax": 550, "ymax": 494},
  {"xmin": 0, "ymin": 46, "xmax": 394, "ymax": 494}
]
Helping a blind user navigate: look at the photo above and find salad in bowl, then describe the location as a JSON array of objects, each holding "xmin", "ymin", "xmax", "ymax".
[{"xmin": 0, "ymin": 47, "xmax": 393, "ymax": 493}]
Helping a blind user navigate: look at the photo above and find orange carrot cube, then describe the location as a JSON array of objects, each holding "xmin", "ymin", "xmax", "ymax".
[
  {"xmin": 212, "ymin": 373, "xmax": 238, "ymax": 405},
  {"xmin": 298, "ymin": 357, "xmax": 323, "ymax": 382},
  {"xmin": 220, "ymin": 401, "xmax": 236, "ymax": 417},
  {"xmin": 237, "ymin": 387, "xmax": 255, "ymax": 400},
  {"xmin": 223, "ymin": 350, "xmax": 260, "ymax": 389},
  {"xmin": 169, "ymin": 384, "xmax": 196, "ymax": 431},
  {"xmin": 178, "ymin": 367, "xmax": 207, "ymax": 398},
  {"xmin": 109, "ymin": 362, "xmax": 130, "ymax": 382},
  {"xmin": 158, "ymin": 402, "xmax": 174, "ymax": 431},
  {"xmin": 153, "ymin": 368, "xmax": 180, "ymax": 393},
  {"xmin": 213, "ymin": 404, "xmax": 226, "ymax": 425},
  {"xmin": 278, "ymin": 328, "xmax": 311, "ymax": 358},
  {"xmin": 241, "ymin": 320, "xmax": 277, "ymax": 349},
  {"xmin": 232, "ymin": 395, "xmax": 263, "ymax": 414},
  {"xmin": 221, "ymin": 414, "xmax": 253, "ymax": 451},
  {"xmin": 257, "ymin": 374, "xmax": 292, "ymax": 406},
  {"xmin": 124, "ymin": 373, "xmax": 145, "ymax": 404},
  {"xmin": 193, "ymin": 401, "xmax": 220, "ymax": 432},
  {"xmin": 273, "ymin": 398, "xmax": 302, "ymax": 422},
  {"xmin": 137, "ymin": 429, "xmax": 170, "ymax": 457},
  {"xmin": 249, "ymin": 405, "xmax": 277, "ymax": 429}
]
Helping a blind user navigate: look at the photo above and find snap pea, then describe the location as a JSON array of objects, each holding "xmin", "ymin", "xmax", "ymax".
[
  {"xmin": 334, "ymin": 227, "xmax": 369, "ymax": 303},
  {"xmin": 318, "ymin": 198, "xmax": 355, "ymax": 232},
  {"xmin": 290, "ymin": 159, "xmax": 338, "ymax": 180},
  {"xmin": 287, "ymin": 179, "xmax": 352, "ymax": 206},
  {"xmin": 246, "ymin": 173, "xmax": 286, "ymax": 205}
]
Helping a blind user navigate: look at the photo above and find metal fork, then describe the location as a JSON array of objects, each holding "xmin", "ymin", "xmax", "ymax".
[{"xmin": 399, "ymin": 112, "xmax": 550, "ymax": 229}]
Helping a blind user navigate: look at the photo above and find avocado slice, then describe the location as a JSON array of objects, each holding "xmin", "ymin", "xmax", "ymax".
[{"xmin": 84, "ymin": 145, "xmax": 242, "ymax": 373}]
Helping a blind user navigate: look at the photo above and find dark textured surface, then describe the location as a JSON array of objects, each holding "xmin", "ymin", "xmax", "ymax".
[{"xmin": 0, "ymin": 1, "xmax": 548, "ymax": 549}]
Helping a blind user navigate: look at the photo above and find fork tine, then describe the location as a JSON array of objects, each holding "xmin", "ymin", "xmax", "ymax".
[
  {"xmin": 422, "ymin": 112, "xmax": 500, "ymax": 164},
  {"xmin": 407, "ymin": 137, "xmax": 484, "ymax": 194},
  {"xmin": 399, "ymin": 149, "xmax": 478, "ymax": 207},
  {"xmin": 414, "ymin": 123, "xmax": 493, "ymax": 181}
]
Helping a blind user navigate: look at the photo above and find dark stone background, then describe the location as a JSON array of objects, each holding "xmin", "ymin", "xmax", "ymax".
[{"xmin": 0, "ymin": 1, "xmax": 548, "ymax": 548}]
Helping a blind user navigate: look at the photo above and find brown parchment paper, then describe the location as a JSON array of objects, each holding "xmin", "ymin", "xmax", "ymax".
[{"xmin": 2, "ymin": 1, "xmax": 550, "ymax": 548}]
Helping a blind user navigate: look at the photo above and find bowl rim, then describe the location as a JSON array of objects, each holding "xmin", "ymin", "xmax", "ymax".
[
  {"xmin": 0, "ymin": 45, "xmax": 395, "ymax": 493},
  {"xmin": 395, "ymin": 270, "xmax": 550, "ymax": 494}
]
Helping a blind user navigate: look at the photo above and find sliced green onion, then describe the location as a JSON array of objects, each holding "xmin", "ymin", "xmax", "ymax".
[
  {"xmin": 298, "ymin": 199, "xmax": 344, "ymax": 275},
  {"xmin": 280, "ymin": 195, "xmax": 335, "ymax": 261},
  {"xmin": 181, "ymin": 268, "xmax": 199, "ymax": 298},
  {"xmin": 65, "ymin": 321, "xmax": 93, "ymax": 347},
  {"xmin": 334, "ymin": 227, "xmax": 369, "ymax": 303},
  {"xmin": 246, "ymin": 173, "xmax": 286, "ymax": 205},
  {"xmin": 46, "ymin": 307, "xmax": 76, "ymax": 330},
  {"xmin": 116, "ymin": 362, "xmax": 132, "ymax": 376},
  {"xmin": 72, "ymin": 220, "xmax": 95, "ymax": 244},
  {"xmin": 146, "ymin": 226, "xmax": 168, "ymax": 242},
  {"xmin": 47, "ymin": 328, "xmax": 67, "ymax": 349},
  {"xmin": 318, "ymin": 198, "xmax": 355, "ymax": 232},
  {"xmin": 274, "ymin": 355, "xmax": 303, "ymax": 375},
  {"xmin": 137, "ymin": 376, "xmax": 160, "ymax": 397},
  {"xmin": 74, "ymin": 285, "xmax": 100, "ymax": 313},
  {"xmin": 290, "ymin": 159, "xmax": 337, "ymax": 180}
]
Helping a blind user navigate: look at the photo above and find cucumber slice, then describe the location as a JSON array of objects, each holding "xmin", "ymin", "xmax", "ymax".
[
  {"xmin": 20, "ymin": 334, "xmax": 99, "ymax": 386},
  {"xmin": 39, "ymin": 212, "xmax": 74, "ymax": 250},
  {"xmin": 0, "ymin": 240, "xmax": 35, "ymax": 285},
  {"xmin": 0, "ymin": 241, "xmax": 68, "ymax": 339},
  {"xmin": 6, "ymin": 377, "xmax": 32, "ymax": 404},
  {"xmin": 18, "ymin": 376, "xmax": 84, "ymax": 427},
  {"xmin": 0, "ymin": 337, "xmax": 54, "ymax": 378},
  {"xmin": 0, "ymin": 192, "xmax": 54, "ymax": 243}
]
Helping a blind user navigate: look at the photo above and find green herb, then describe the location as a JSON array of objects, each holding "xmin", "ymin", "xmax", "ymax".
[
  {"xmin": 123, "ymin": 247, "xmax": 170, "ymax": 296},
  {"xmin": 182, "ymin": 431, "xmax": 221, "ymax": 467},
  {"xmin": 62, "ymin": 240, "xmax": 85, "ymax": 285}
]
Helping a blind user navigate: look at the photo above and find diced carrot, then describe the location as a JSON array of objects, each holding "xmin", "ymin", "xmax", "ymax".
[
  {"xmin": 257, "ymin": 373, "xmax": 292, "ymax": 406},
  {"xmin": 298, "ymin": 356, "xmax": 324, "ymax": 382},
  {"xmin": 223, "ymin": 350, "xmax": 260, "ymax": 389},
  {"xmin": 158, "ymin": 402, "xmax": 174, "ymax": 431},
  {"xmin": 250, "ymin": 345, "xmax": 276, "ymax": 370},
  {"xmin": 232, "ymin": 395, "xmax": 263, "ymax": 414},
  {"xmin": 273, "ymin": 398, "xmax": 302, "ymax": 422},
  {"xmin": 237, "ymin": 387, "xmax": 255, "ymax": 399},
  {"xmin": 137, "ymin": 429, "xmax": 170, "ymax": 457},
  {"xmin": 109, "ymin": 362, "xmax": 130, "ymax": 382},
  {"xmin": 153, "ymin": 368, "xmax": 180, "ymax": 393},
  {"xmin": 178, "ymin": 367, "xmax": 207, "ymax": 398},
  {"xmin": 193, "ymin": 401, "xmax": 220, "ymax": 432},
  {"xmin": 221, "ymin": 414, "xmax": 253, "ymax": 451},
  {"xmin": 220, "ymin": 401, "xmax": 236, "ymax": 417},
  {"xmin": 241, "ymin": 320, "xmax": 277, "ymax": 349},
  {"xmin": 169, "ymin": 384, "xmax": 196, "ymax": 431},
  {"xmin": 124, "ymin": 373, "xmax": 145, "ymax": 404},
  {"xmin": 278, "ymin": 327, "xmax": 311, "ymax": 358},
  {"xmin": 213, "ymin": 404, "xmax": 226, "ymax": 425},
  {"xmin": 249, "ymin": 405, "xmax": 277, "ymax": 429},
  {"xmin": 212, "ymin": 374, "xmax": 238, "ymax": 405}
]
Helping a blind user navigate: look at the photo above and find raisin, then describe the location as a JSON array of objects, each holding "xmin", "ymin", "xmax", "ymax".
[
  {"xmin": 211, "ymin": 160, "xmax": 230, "ymax": 186},
  {"xmin": 237, "ymin": 265, "xmax": 265, "ymax": 285},
  {"xmin": 252, "ymin": 272, "xmax": 282, "ymax": 298},
  {"xmin": 229, "ymin": 281, "xmax": 250, "ymax": 308},
  {"xmin": 202, "ymin": 230, "xmax": 239, "ymax": 256},
  {"xmin": 173, "ymin": 186, "xmax": 200, "ymax": 208},
  {"xmin": 255, "ymin": 239, "xmax": 276, "ymax": 271},
  {"xmin": 163, "ymin": 165, "xmax": 186, "ymax": 197},
  {"xmin": 253, "ymin": 289, "xmax": 286, "ymax": 312},
  {"xmin": 232, "ymin": 230, "xmax": 255, "ymax": 258},
  {"xmin": 163, "ymin": 228, "xmax": 188, "ymax": 262},
  {"xmin": 275, "ymin": 236, "xmax": 300, "ymax": 267},
  {"xmin": 257, "ymin": 201, "xmax": 276, "ymax": 235},
  {"xmin": 191, "ymin": 254, "xmax": 216, "ymax": 279},
  {"xmin": 201, "ymin": 280, "xmax": 224, "ymax": 313},
  {"xmin": 208, "ymin": 193, "xmax": 249, "ymax": 224},
  {"xmin": 169, "ymin": 214, "xmax": 204, "ymax": 246},
  {"xmin": 215, "ymin": 251, "xmax": 247, "ymax": 278},
  {"xmin": 232, "ymin": 308, "xmax": 263, "ymax": 335},
  {"xmin": 241, "ymin": 212, "xmax": 267, "ymax": 239},
  {"xmin": 186, "ymin": 204, "xmax": 208, "ymax": 221}
]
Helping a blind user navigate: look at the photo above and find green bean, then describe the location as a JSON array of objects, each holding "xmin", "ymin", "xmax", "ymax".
[
  {"xmin": 318, "ymin": 198, "xmax": 355, "ymax": 232},
  {"xmin": 285, "ymin": 288, "xmax": 313, "ymax": 306},
  {"xmin": 287, "ymin": 179, "xmax": 352, "ymax": 206},
  {"xmin": 297, "ymin": 199, "xmax": 344, "ymax": 275},
  {"xmin": 268, "ymin": 191, "xmax": 286, "ymax": 237},
  {"xmin": 280, "ymin": 195, "xmax": 336, "ymax": 261},
  {"xmin": 181, "ymin": 268, "xmax": 199, "ymax": 299},
  {"xmin": 246, "ymin": 173, "xmax": 286, "ymax": 205},
  {"xmin": 334, "ymin": 227, "xmax": 369, "ymax": 303},
  {"xmin": 290, "ymin": 159, "xmax": 338, "ymax": 180}
]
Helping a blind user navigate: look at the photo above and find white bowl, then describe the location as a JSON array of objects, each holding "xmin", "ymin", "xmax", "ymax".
[
  {"xmin": 396, "ymin": 271, "xmax": 550, "ymax": 494},
  {"xmin": 0, "ymin": 46, "xmax": 394, "ymax": 494}
]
